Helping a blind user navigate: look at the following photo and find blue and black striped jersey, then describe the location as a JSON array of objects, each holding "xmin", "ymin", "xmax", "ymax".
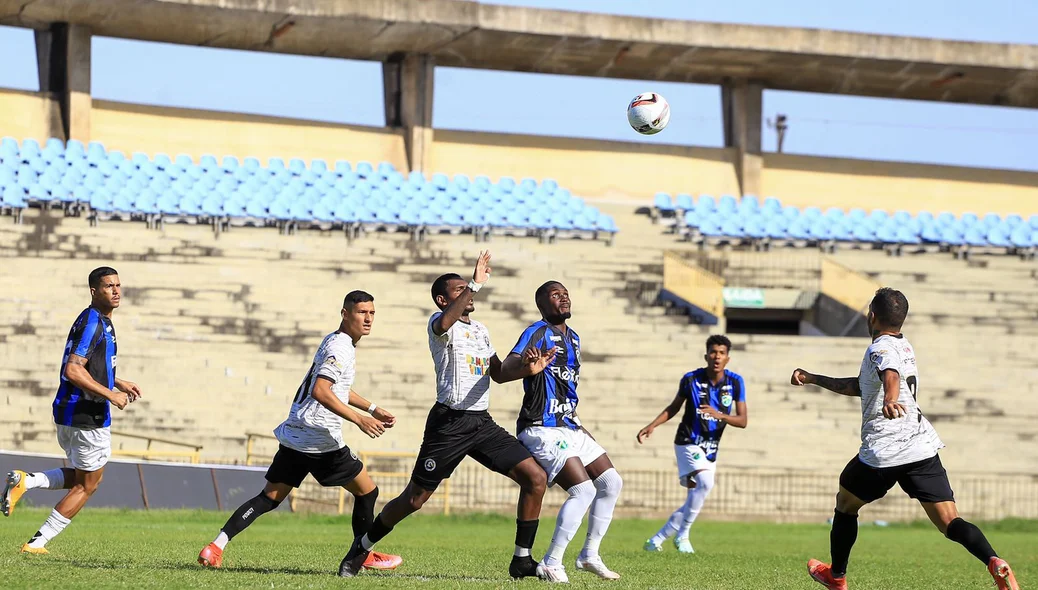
[
  {"xmin": 511, "ymin": 320, "xmax": 581, "ymax": 432},
  {"xmin": 674, "ymin": 368, "xmax": 746, "ymax": 461},
  {"xmin": 53, "ymin": 307, "xmax": 116, "ymax": 428}
]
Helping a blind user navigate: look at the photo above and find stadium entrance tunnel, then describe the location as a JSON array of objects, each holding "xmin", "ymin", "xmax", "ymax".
[{"xmin": 722, "ymin": 289, "xmax": 869, "ymax": 337}]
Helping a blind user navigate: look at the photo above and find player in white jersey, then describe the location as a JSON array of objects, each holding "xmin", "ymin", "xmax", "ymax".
[
  {"xmin": 339, "ymin": 251, "xmax": 557, "ymax": 580},
  {"xmin": 197, "ymin": 291, "xmax": 402, "ymax": 572},
  {"xmin": 791, "ymin": 287, "xmax": 1019, "ymax": 590}
]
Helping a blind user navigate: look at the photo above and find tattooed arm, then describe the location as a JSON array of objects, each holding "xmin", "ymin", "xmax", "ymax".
[{"xmin": 790, "ymin": 368, "xmax": 861, "ymax": 397}]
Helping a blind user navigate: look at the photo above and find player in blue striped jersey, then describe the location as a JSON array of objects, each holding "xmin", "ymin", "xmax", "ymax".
[
  {"xmin": 638, "ymin": 335, "xmax": 748, "ymax": 554},
  {"xmin": 2, "ymin": 267, "xmax": 143, "ymax": 554},
  {"xmin": 502, "ymin": 281, "xmax": 624, "ymax": 582}
]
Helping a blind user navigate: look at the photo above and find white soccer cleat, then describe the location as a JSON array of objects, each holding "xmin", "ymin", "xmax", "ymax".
[
  {"xmin": 643, "ymin": 539, "xmax": 663, "ymax": 552},
  {"xmin": 576, "ymin": 555, "xmax": 620, "ymax": 580},
  {"xmin": 536, "ymin": 562, "xmax": 569, "ymax": 583},
  {"xmin": 674, "ymin": 537, "xmax": 695, "ymax": 554}
]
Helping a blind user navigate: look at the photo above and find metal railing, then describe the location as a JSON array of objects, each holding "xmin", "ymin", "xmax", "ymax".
[{"xmin": 111, "ymin": 430, "xmax": 203, "ymax": 463}]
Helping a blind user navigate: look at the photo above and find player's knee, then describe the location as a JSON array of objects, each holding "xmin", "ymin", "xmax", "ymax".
[
  {"xmin": 834, "ymin": 491, "xmax": 860, "ymax": 515},
  {"xmin": 523, "ymin": 466, "xmax": 547, "ymax": 496},
  {"xmin": 81, "ymin": 473, "xmax": 103, "ymax": 495},
  {"xmin": 595, "ymin": 468, "xmax": 623, "ymax": 497},
  {"xmin": 405, "ymin": 489, "xmax": 430, "ymax": 513}
]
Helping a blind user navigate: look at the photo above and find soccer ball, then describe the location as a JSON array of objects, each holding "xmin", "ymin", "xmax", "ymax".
[{"xmin": 627, "ymin": 92, "xmax": 670, "ymax": 135}]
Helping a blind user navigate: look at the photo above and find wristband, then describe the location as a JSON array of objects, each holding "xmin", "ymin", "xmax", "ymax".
[
  {"xmin": 467, "ymin": 279, "xmax": 483, "ymax": 293},
  {"xmin": 367, "ymin": 403, "xmax": 377, "ymax": 414}
]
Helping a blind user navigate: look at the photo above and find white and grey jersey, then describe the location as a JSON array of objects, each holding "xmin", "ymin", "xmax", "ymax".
[
  {"xmin": 274, "ymin": 332, "xmax": 356, "ymax": 453},
  {"xmin": 857, "ymin": 334, "xmax": 944, "ymax": 468},
  {"xmin": 428, "ymin": 313, "xmax": 496, "ymax": 411}
]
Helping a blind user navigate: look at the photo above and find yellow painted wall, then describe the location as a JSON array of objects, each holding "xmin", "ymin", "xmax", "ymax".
[
  {"xmin": 430, "ymin": 130, "xmax": 741, "ymax": 200},
  {"xmin": 90, "ymin": 101, "xmax": 409, "ymax": 170},
  {"xmin": 0, "ymin": 89, "xmax": 60, "ymax": 143},
  {"xmin": 763, "ymin": 153, "xmax": 1038, "ymax": 215}
]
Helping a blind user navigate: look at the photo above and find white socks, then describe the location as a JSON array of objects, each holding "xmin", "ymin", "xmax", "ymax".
[
  {"xmin": 212, "ymin": 531, "xmax": 230, "ymax": 550},
  {"xmin": 25, "ymin": 469, "xmax": 65, "ymax": 491},
  {"xmin": 581, "ymin": 468, "xmax": 623, "ymax": 559},
  {"xmin": 542, "ymin": 480, "xmax": 596, "ymax": 567},
  {"xmin": 652, "ymin": 469, "xmax": 715, "ymax": 544},
  {"xmin": 26, "ymin": 509, "xmax": 71, "ymax": 548}
]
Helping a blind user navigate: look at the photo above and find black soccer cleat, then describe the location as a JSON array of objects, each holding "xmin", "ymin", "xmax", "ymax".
[
  {"xmin": 509, "ymin": 555, "xmax": 540, "ymax": 579},
  {"xmin": 338, "ymin": 538, "xmax": 370, "ymax": 578}
]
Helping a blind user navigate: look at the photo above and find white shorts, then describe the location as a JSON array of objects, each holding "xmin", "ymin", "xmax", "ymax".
[
  {"xmin": 57, "ymin": 425, "xmax": 111, "ymax": 472},
  {"xmin": 675, "ymin": 444, "xmax": 715, "ymax": 482},
  {"xmin": 518, "ymin": 426, "xmax": 607, "ymax": 484}
]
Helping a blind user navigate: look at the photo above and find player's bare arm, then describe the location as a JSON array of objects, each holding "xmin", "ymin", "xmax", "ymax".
[
  {"xmin": 492, "ymin": 346, "xmax": 558, "ymax": 384},
  {"xmin": 348, "ymin": 388, "xmax": 396, "ymax": 428},
  {"xmin": 64, "ymin": 354, "xmax": 129, "ymax": 409},
  {"xmin": 637, "ymin": 393, "xmax": 684, "ymax": 443},
  {"xmin": 698, "ymin": 401, "xmax": 749, "ymax": 428},
  {"xmin": 880, "ymin": 368, "xmax": 907, "ymax": 419},
  {"xmin": 791, "ymin": 368, "xmax": 861, "ymax": 397},
  {"xmin": 310, "ymin": 377, "xmax": 385, "ymax": 438},
  {"xmin": 432, "ymin": 250, "xmax": 492, "ymax": 336}
]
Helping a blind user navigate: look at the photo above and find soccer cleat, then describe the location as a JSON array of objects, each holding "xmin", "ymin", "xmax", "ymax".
[
  {"xmin": 674, "ymin": 537, "xmax": 695, "ymax": 554},
  {"xmin": 536, "ymin": 562, "xmax": 569, "ymax": 583},
  {"xmin": 197, "ymin": 543, "xmax": 223, "ymax": 568},
  {"xmin": 2, "ymin": 470, "xmax": 27, "ymax": 517},
  {"xmin": 575, "ymin": 555, "xmax": 620, "ymax": 580},
  {"xmin": 338, "ymin": 539, "xmax": 370, "ymax": 578},
  {"xmin": 362, "ymin": 551, "xmax": 402, "ymax": 571},
  {"xmin": 643, "ymin": 539, "xmax": 663, "ymax": 552},
  {"xmin": 807, "ymin": 559, "xmax": 848, "ymax": 590},
  {"xmin": 509, "ymin": 555, "xmax": 540, "ymax": 579},
  {"xmin": 988, "ymin": 557, "xmax": 1019, "ymax": 590},
  {"xmin": 20, "ymin": 544, "xmax": 48, "ymax": 555}
]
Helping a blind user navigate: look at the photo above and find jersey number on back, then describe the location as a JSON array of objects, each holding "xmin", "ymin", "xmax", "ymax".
[
  {"xmin": 293, "ymin": 364, "xmax": 316, "ymax": 404},
  {"xmin": 906, "ymin": 375, "xmax": 922, "ymax": 422}
]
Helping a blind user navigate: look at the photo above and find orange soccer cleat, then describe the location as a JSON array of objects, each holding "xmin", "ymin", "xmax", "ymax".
[
  {"xmin": 198, "ymin": 543, "xmax": 223, "ymax": 568},
  {"xmin": 363, "ymin": 551, "xmax": 402, "ymax": 571},
  {"xmin": 2, "ymin": 471, "xmax": 28, "ymax": 517},
  {"xmin": 988, "ymin": 557, "xmax": 1019, "ymax": 590},
  {"xmin": 808, "ymin": 559, "xmax": 848, "ymax": 590}
]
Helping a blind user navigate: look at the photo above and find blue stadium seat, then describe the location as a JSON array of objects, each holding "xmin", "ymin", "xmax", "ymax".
[
  {"xmin": 1007, "ymin": 226, "xmax": 1033, "ymax": 248},
  {"xmin": 288, "ymin": 158, "xmax": 306, "ymax": 175},
  {"xmin": 498, "ymin": 177, "xmax": 516, "ymax": 194},
  {"xmin": 743, "ymin": 217, "xmax": 767, "ymax": 239},
  {"xmin": 963, "ymin": 226, "xmax": 988, "ymax": 246},
  {"xmin": 717, "ymin": 195, "xmax": 738, "ymax": 213},
  {"xmin": 694, "ymin": 195, "xmax": 715, "ymax": 214},
  {"xmin": 355, "ymin": 162, "xmax": 374, "ymax": 178},
  {"xmin": 851, "ymin": 224, "xmax": 875, "ymax": 242},
  {"xmin": 674, "ymin": 194, "xmax": 694, "ymax": 211},
  {"xmin": 961, "ymin": 212, "xmax": 979, "ymax": 227},
  {"xmin": 986, "ymin": 226, "xmax": 1012, "ymax": 248},
  {"xmin": 654, "ymin": 193, "xmax": 674, "ymax": 212},
  {"xmin": 518, "ymin": 178, "xmax": 537, "ymax": 195}
]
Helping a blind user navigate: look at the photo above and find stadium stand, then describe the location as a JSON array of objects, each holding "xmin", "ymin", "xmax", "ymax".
[
  {"xmin": 0, "ymin": 137, "xmax": 618, "ymax": 245},
  {"xmin": 652, "ymin": 192, "xmax": 1038, "ymax": 259},
  {"xmin": 2, "ymin": 204, "xmax": 1035, "ymax": 483}
]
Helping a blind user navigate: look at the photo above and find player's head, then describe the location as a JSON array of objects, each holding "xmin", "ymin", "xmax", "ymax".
[
  {"xmin": 704, "ymin": 334, "xmax": 731, "ymax": 374},
  {"xmin": 88, "ymin": 266, "xmax": 120, "ymax": 311},
  {"xmin": 431, "ymin": 273, "xmax": 475, "ymax": 314},
  {"xmin": 341, "ymin": 290, "xmax": 375, "ymax": 339},
  {"xmin": 868, "ymin": 287, "xmax": 909, "ymax": 334},
  {"xmin": 535, "ymin": 281, "xmax": 570, "ymax": 323}
]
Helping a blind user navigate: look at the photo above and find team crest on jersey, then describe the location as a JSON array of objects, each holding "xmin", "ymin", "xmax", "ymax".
[
  {"xmin": 721, "ymin": 394, "xmax": 732, "ymax": 407},
  {"xmin": 424, "ymin": 459, "xmax": 436, "ymax": 471},
  {"xmin": 556, "ymin": 440, "xmax": 569, "ymax": 451},
  {"xmin": 692, "ymin": 452, "xmax": 702, "ymax": 460}
]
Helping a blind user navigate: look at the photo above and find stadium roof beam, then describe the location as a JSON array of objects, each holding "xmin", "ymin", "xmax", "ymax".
[
  {"xmin": 32, "ymin": 23, "xmax": 91, "ymax": 143},
  {"xmin": 2, "ymin": 0, "xmax": 1037, "ymax": 109}
]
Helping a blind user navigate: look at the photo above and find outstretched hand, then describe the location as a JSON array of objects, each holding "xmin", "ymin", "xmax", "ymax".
[
  {"xmin": 636, "ymin": 424, "xmax": 654, "ymax": 444},
  {"xmin": 790, "ymin": 368, "xmax": 812, "ymax": 387},
  {"xmin": 522, "ymin": 346, "xmax": 558, "ymax": 375},
  {"xmin": 473, "ymin": 250, "xmax": 492, "ymax": 286}
]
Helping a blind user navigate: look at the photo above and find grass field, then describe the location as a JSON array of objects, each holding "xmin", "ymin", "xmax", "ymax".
[{"xmin": 0, "ymin": 508, "xmax": 1034, "ymax": 589}]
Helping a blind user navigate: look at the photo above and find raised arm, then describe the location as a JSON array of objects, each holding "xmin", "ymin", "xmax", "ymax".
[
  {"xmin": 492, "ymin": 347, "xmax": 557, "ymax": 384},
  {"xmin": 636, "ymin": 393, "xmax": 684, "ymax": 443},
  {"xmin": 432, "ymin": 251, "xmax": 491, "ymax": 336},
  {"xmin": 310, "ymin": 378, "xmax": 385, "ymax": 438},
  {"xmin": 791, "ymin": 368, "xmax": 861, "ymax": 397}
]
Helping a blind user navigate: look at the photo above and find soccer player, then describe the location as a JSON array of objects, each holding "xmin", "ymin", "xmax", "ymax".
[
  {"xmin": 2, "ymin": 266, "xmax": 142, "ymax": 554},
  {"xmin": 197, "ymin": 290, "xmax": 401, "ymax": 572},
  {"xmin": 338, "ymin": 251, "xmax": 555, "ymax": 580},
  {"xmin": 637, "ymin": 334, "xmax": 748, "ymax": 554},
  {"xmin": 791, "ymin": 287, "xmax": 1019, "ymax": 590},
  {"xmin": 504, "ymin": 280, "xmax": 624, "ymax": 583}
]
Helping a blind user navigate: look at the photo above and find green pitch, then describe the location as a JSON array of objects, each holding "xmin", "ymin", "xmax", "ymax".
[{"xmin": 0, "ymin": 508, "xmax": 1033, "ymax": 589}]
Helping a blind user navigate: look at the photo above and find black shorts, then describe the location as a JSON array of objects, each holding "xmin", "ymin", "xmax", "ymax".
[
  {"xmin": 411, "ymin": 403, "xmax": 532, "ymax": 491},
  {"xmin": 265, "ymin": 444, "xmax": 364, "ymax": 488},
  {"xmin": 840, "ymin": 454, "xmax": 955, "ymax": 504}
]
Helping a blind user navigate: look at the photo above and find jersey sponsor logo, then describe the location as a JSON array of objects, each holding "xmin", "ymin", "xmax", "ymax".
[
  {"xmin": 466, "ymin": 354, "xmax": 490, "ymax": 376},
  {"xmin": 548, "ymin": 398, "xmax": 575, "ymax": 416},
  {"xmin": 111, "ymin": 355, "xmax": 117, "ymax": 368},
  {"xmin": 549, "ymin": 366, "xmax": 579, "ymax": 383},
  {"xmin": 549, "ymin": 334, "xmax": 562, "ymax": 342},
  {"xmin": 424, "ymin": 458, "xmax": 436, "ymax": 471},
  {"xmin": 721, "ymin": 394, "xmax": 732, "ymax": 407}
]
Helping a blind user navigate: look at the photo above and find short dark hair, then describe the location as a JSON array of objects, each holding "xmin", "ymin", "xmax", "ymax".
[
  {"xmin": 88, "ymin": 266, "xmax": 118, "ymax": 289},
  {"xmin": 343, "ymin": 290, "xmax": 374, "ymax": 309},
  {"xmin": 706, "ymin": 334, "xmax": 731, "ymax": 353},
  {"xmin": 870, "ymin": 287, "xmax": 909, "ymax": 328},
  {"xmin": 535, "ymin": 281, "xmax": 564, "ymax": 307},
  {"xmin": 431, "ymin": 273, "xmax": 464, "ymax": 304}
]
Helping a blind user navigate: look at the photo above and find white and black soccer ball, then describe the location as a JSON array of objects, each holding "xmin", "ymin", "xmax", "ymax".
[{"xmin": 627, "ymin": 92, "xmax": 671, "ymax": 135}]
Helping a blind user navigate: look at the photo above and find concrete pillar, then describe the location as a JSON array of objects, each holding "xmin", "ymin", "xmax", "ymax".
[
  {"xmin": 35, "ymin": 23, "xmax": 92, "ymax": 143},
  {"xmin": 721, "ymin": 79, "xmax": 763, "ymax": 197},
  {"xmin": 383, "ymin": 53, "xmax": 434, "ymax": 173}
]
